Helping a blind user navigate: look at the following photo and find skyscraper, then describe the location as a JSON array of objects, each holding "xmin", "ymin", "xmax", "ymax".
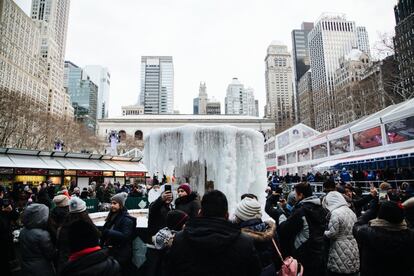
[
  {"xmin": 193, "ymin": 82, "xmax": 208, "ymax": 114},
  {"xmin": 292, "ymin": 22, "xmax": 314, "ymax": 122},
  {"xmin": 225, "ymin": 78, "xmax": 257, "ymax": 116},
  {"xmin": 139, "ymin": 56, "xmax": 174, "ymax": 114},
  {"xmin": 64, "ymin": 61, "xmax": 98, "ymax": 131},
  {"xmin": 206, "ymin": 99, "xmax": 221, "ymax": 115},
  {"xmin": 356, "ymin": 26, "xmax": 371, "ymax": 56},
  {"xmin": 308, "ymin": 13, "xmax": 368, "ymax": 131},
  {"xmin": 264, "ymin": 42, "xmax": 294, "ymax": 130},
  {"xmin": 31, "ymin": 0, "xmax": 72, "ymax": 118},
  {"xmin": 0, "ymin": 0, "xmax": 48, "ymax": 105},
  {"xmin": 84, "ymin": 65, "xmax": 111, "ymax": 119},
  {"xmin": 394, "ymin": 0, "xmax": 414, "ymax": 97}
]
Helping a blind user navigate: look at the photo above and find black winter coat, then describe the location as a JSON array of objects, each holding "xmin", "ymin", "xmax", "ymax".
[
  {"xmin": 353, "ymin": 208, "xmax": 414, "ymax": 276},
  {"xmin": 102, "ymin": 208, "xmax": 136, "ymax": 266},
  {"xmin": 147, "ymin": 196, "xmax": 172, "ymax": 243},
  {"xmin": 174, "ymin": 192, "xmax": 201, "ymax": 218},
  {"xmin": 60, "ymin": 249, "xmax": 120, "ymax": 276},
  {"xmin": 277, "ymin": 196, "xmax": 327, "ymax": 276},
  {"xmin": 165, "ymin": 216, "xmax": 262, "ymax": 276}
]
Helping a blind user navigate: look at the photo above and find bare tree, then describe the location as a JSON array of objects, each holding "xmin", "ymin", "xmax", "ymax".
[{"xmin": 0, "ymin": 89, "xmax": 103, "ymax": 153}]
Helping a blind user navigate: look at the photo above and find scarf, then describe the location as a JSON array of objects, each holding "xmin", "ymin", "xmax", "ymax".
[{"xmin": 369, "ymin": 218, "xmax": 408, "ymax": 231}]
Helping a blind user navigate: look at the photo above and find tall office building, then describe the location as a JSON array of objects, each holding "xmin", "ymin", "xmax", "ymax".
[
  {"xmin": 291, "ymin": 22, "xmax": 314, "ymax": 122},
  {"xmin": 84, "ymin": 65, "xmax": 111, "ymax": 119},
  {"xmin": 356, "ymin": 26, "xmax": 370, "ymax": 56},
  {"xmin": 264, "ymin": 42, "xmax": 294, "ymax": 130},
  {"xmin": 31, "ymin": 0, "xmax": 72, "ymax": 118},
  {"xmin": 139, "ymin": 56, "xmax": 174, "ymax": 114},
  {"xmin": 308, "ymin": 13, "xmax": 368, "ymax": 131},
  {"xmin": 64, "ymin": 61, "xmax": 97, "ymax": 131},
  {"xmin": 193, "ymin": 82, "xmax": 208, "ymax": 114},
  {"xmin": 394, "ymin": 0, "xmax": 414, "ymax": 97},
  {"xmin": 225, "ymin": 78, "xmax": 257, "ymax": 116},
  {"xmin": 0, "ymin": 0, "xmax": 48, "ymax": 105},
  {"xmin": 298, "ymin": 70, "xmax": 315, "ymax": 128}
]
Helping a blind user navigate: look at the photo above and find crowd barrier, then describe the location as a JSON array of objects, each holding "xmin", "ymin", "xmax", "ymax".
[{"xmin": 84, "ymin": 196, "xmax": 149, "ymax": 213}]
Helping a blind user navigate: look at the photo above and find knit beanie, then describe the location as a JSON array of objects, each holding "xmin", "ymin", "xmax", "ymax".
[
  {"xmin": 69, "ymin": 197, "xmax": 86, "ymax": 213},
  {"xmin": 166, "ymin": 210, "xmax": 189, "ymax": 231},
  {"xmin": 287, "ymin": 191, "xmax": 296, "ymax": 206},
  {"xmin": 68, "ymin": 220, "xmax": 99, "ymax": 253},
  {"xmin": 111, "ymin": 192, "xmax": 128, "ymax": 207},
  {"xmin": 235, "ymin": 197, "xmax": 262, "ymax": 222},
  {"xmin": 53, "ymin": 194, "xmax": 69, "ymax": 207},
  {"xmin": 178, "ymin": 183, "xmax": 191, "ymax": 195},
  {"xmin": 378, "ymin": 201, "xmax": 404, "ymax": 224}
]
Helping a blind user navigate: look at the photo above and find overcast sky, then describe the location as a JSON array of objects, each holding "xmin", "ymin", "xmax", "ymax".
[{"xmin": 16, "ymin": 0, "xmax": 397, "ymax": 117}]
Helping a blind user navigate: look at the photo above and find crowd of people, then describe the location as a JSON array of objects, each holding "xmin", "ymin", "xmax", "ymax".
[
  {"xmin": 1, "ymin": 176, "xmax": 414, "ymax": 276},
  {"xmin": 269, "ymin": 167, "xmax": 414, "ymax": 186}
]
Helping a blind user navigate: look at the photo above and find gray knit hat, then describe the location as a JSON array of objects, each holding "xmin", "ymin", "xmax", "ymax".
[
  {"xmin": 111, "ymin": 192, "xmax": 128, "ymax": 207},
  {"xmin": 235, "ymin": 197, "xmax": 262, "ymax": 222},
  {"xmin": 69, "ymin": 197, "xmax": 86, "ymax": 213},
  {"xmin": 53, "ymin": 194, "xmax": 69, "ymax": 207}
]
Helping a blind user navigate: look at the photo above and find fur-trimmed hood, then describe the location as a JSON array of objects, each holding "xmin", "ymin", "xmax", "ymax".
[{"xmin": 241, "ymin": 220, "xmax": 276, "ymax": 242}]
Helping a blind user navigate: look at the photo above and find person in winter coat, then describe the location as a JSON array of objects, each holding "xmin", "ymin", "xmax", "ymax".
[
  {"xmin": 265, "ymin": 190, "xmax": 296, "ymax": 227},
  {"xmin": 37, "ymin": 182, "xmax": 52, "ymax": 208},
  {"xmin": 353, "ymin": 200, "xmax": 414, "ymax": 276},
  {"xmin": 49, "ymin": 194, "xmax": 70, "ymax": 243},
  {"xmin": 147, "ymin": 188, "xmax": 173, "ymax": 243},
  {"xmin": 60, "ymin": 220, "xmax": 120, "ymax": 276},
  {"xmin": 19, "ymin": 203, "xmax": 56, "ymax": 276},
  {"xmin": 144, "ymin": 210, "xmax": 189, "ymax": 276},
  {"xmin": 0, "ymin": 193, "xmax": 19, "ymax": 276},
  {"xmin": 101, "ymin": 192, "xmax": 137, "ymax": 276},
  {"xmin": 403, "ymin": 197, "xmax": 414, "ymax": 228},
  {"xmin": 277, "ymin": 182, "xmax": 327, "ymax": 276},
  {"xmin": 235, "ymin": 197, "xmax": 280, "ymax": 272},
  {"xmin": 165, "ymin": 190, "xmax": 261, "ymax": 276},
  {"xmin": 174, "ymin": 183, "xmax": 201, "ymax": 218},
  {"xmin": 322, "ymin": 191, "xmax": 359, "ymax": 276},
  {"xmin": 56, "ymin": 197, "xmax": 95, "ymax": 273}
]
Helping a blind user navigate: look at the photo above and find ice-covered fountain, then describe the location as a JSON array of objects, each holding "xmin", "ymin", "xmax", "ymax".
[{"xmin": 144, "ymin": 125, "xmax": 267, "ymax": 212}]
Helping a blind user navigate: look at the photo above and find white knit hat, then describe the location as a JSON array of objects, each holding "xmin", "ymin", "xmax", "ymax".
[
  {"xmin": 234, "ymin": 197, "xmax": 262, "ymax": 222},
  {"xmin": 69, "ymin": 197, "xmax": 86, "ymax": 213}
]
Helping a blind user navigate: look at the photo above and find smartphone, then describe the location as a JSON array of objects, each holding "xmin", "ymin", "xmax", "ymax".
[
  {"xmin": 379, "ymin": 190, "xmax": 387, "ymax": 201},
  {"xmin": 164, "ymin": 184, "xmax": 172, "ymax": 192}
]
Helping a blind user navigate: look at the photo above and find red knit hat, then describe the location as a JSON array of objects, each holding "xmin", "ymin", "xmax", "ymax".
[{"xmin": 178, "ymin": 183, "xmax": 191, "ymax": 195}]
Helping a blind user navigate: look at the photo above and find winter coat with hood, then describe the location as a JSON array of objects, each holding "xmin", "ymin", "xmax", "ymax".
[
  {"xmin": 19, "ymin": 203, "xmax": 55, "ymax": 276},
  {"xmin": 322, "ymin": 191, "xmax": 359, "ymax": 274},
  {"xmin": 165, "ymin": 216, "xmax": 261, "ymax": 276},
  {"xmin": 353, "ymin": 202, "xmax": 414, "ymax": 276},
  {"xmin": 60, "ymin": 248, "xmax": 120, "ymax": 276},
  {"xmin": 240, "ymin": 219, "xmax": 280, "ymax": 269},
  {"xmin": 101, "ymin": 207, "xmax": 136, "ymax": 266},
  {"xmin": 277, "ymin": 195, "xmax": 327, "ymax": 276},
  {"xmin": 174, "ymin": 192, "xmax": 201, "ymax": 218}
]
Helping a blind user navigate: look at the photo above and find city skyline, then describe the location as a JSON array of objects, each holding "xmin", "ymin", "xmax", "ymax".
[{"xmin": 14, "ymin": 0, "xmax": 397, "ymax": 117}]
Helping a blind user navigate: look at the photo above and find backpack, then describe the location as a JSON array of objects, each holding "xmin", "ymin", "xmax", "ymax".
[{"xmin": 272, "ymin": 238, "xmax": 303, "ymax": 276}]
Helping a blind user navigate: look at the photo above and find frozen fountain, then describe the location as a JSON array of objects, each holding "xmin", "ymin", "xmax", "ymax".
[{"xmin": 144, "ymin": 125, "xmax": 267, "ymax": 212}]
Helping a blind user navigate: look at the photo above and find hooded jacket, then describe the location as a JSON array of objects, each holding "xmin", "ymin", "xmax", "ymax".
[
  {"xmin": 19, "ymin": 203, "xmax": 55, "ymax": 276},
  {"xmin": 323, "ymin": 191, "xmax": 359, "ymax": 273},
  {"xmin": 165, "ymin": 216, "xmax": 261, "ymax": 276},
  {"xmin": 277, "ymin": 195, "xmax": 327, "ymax": 276},
  {"xmin": 240, "ymin": 219, "xmax": 280, "ymax": 269},
  {"xmin": 174, "ymin": 192, "xmax": 201, "ymax": 218},
  {"xmin": 60, "ymin": 248, "xmax": 120, "ymax": 276}
]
